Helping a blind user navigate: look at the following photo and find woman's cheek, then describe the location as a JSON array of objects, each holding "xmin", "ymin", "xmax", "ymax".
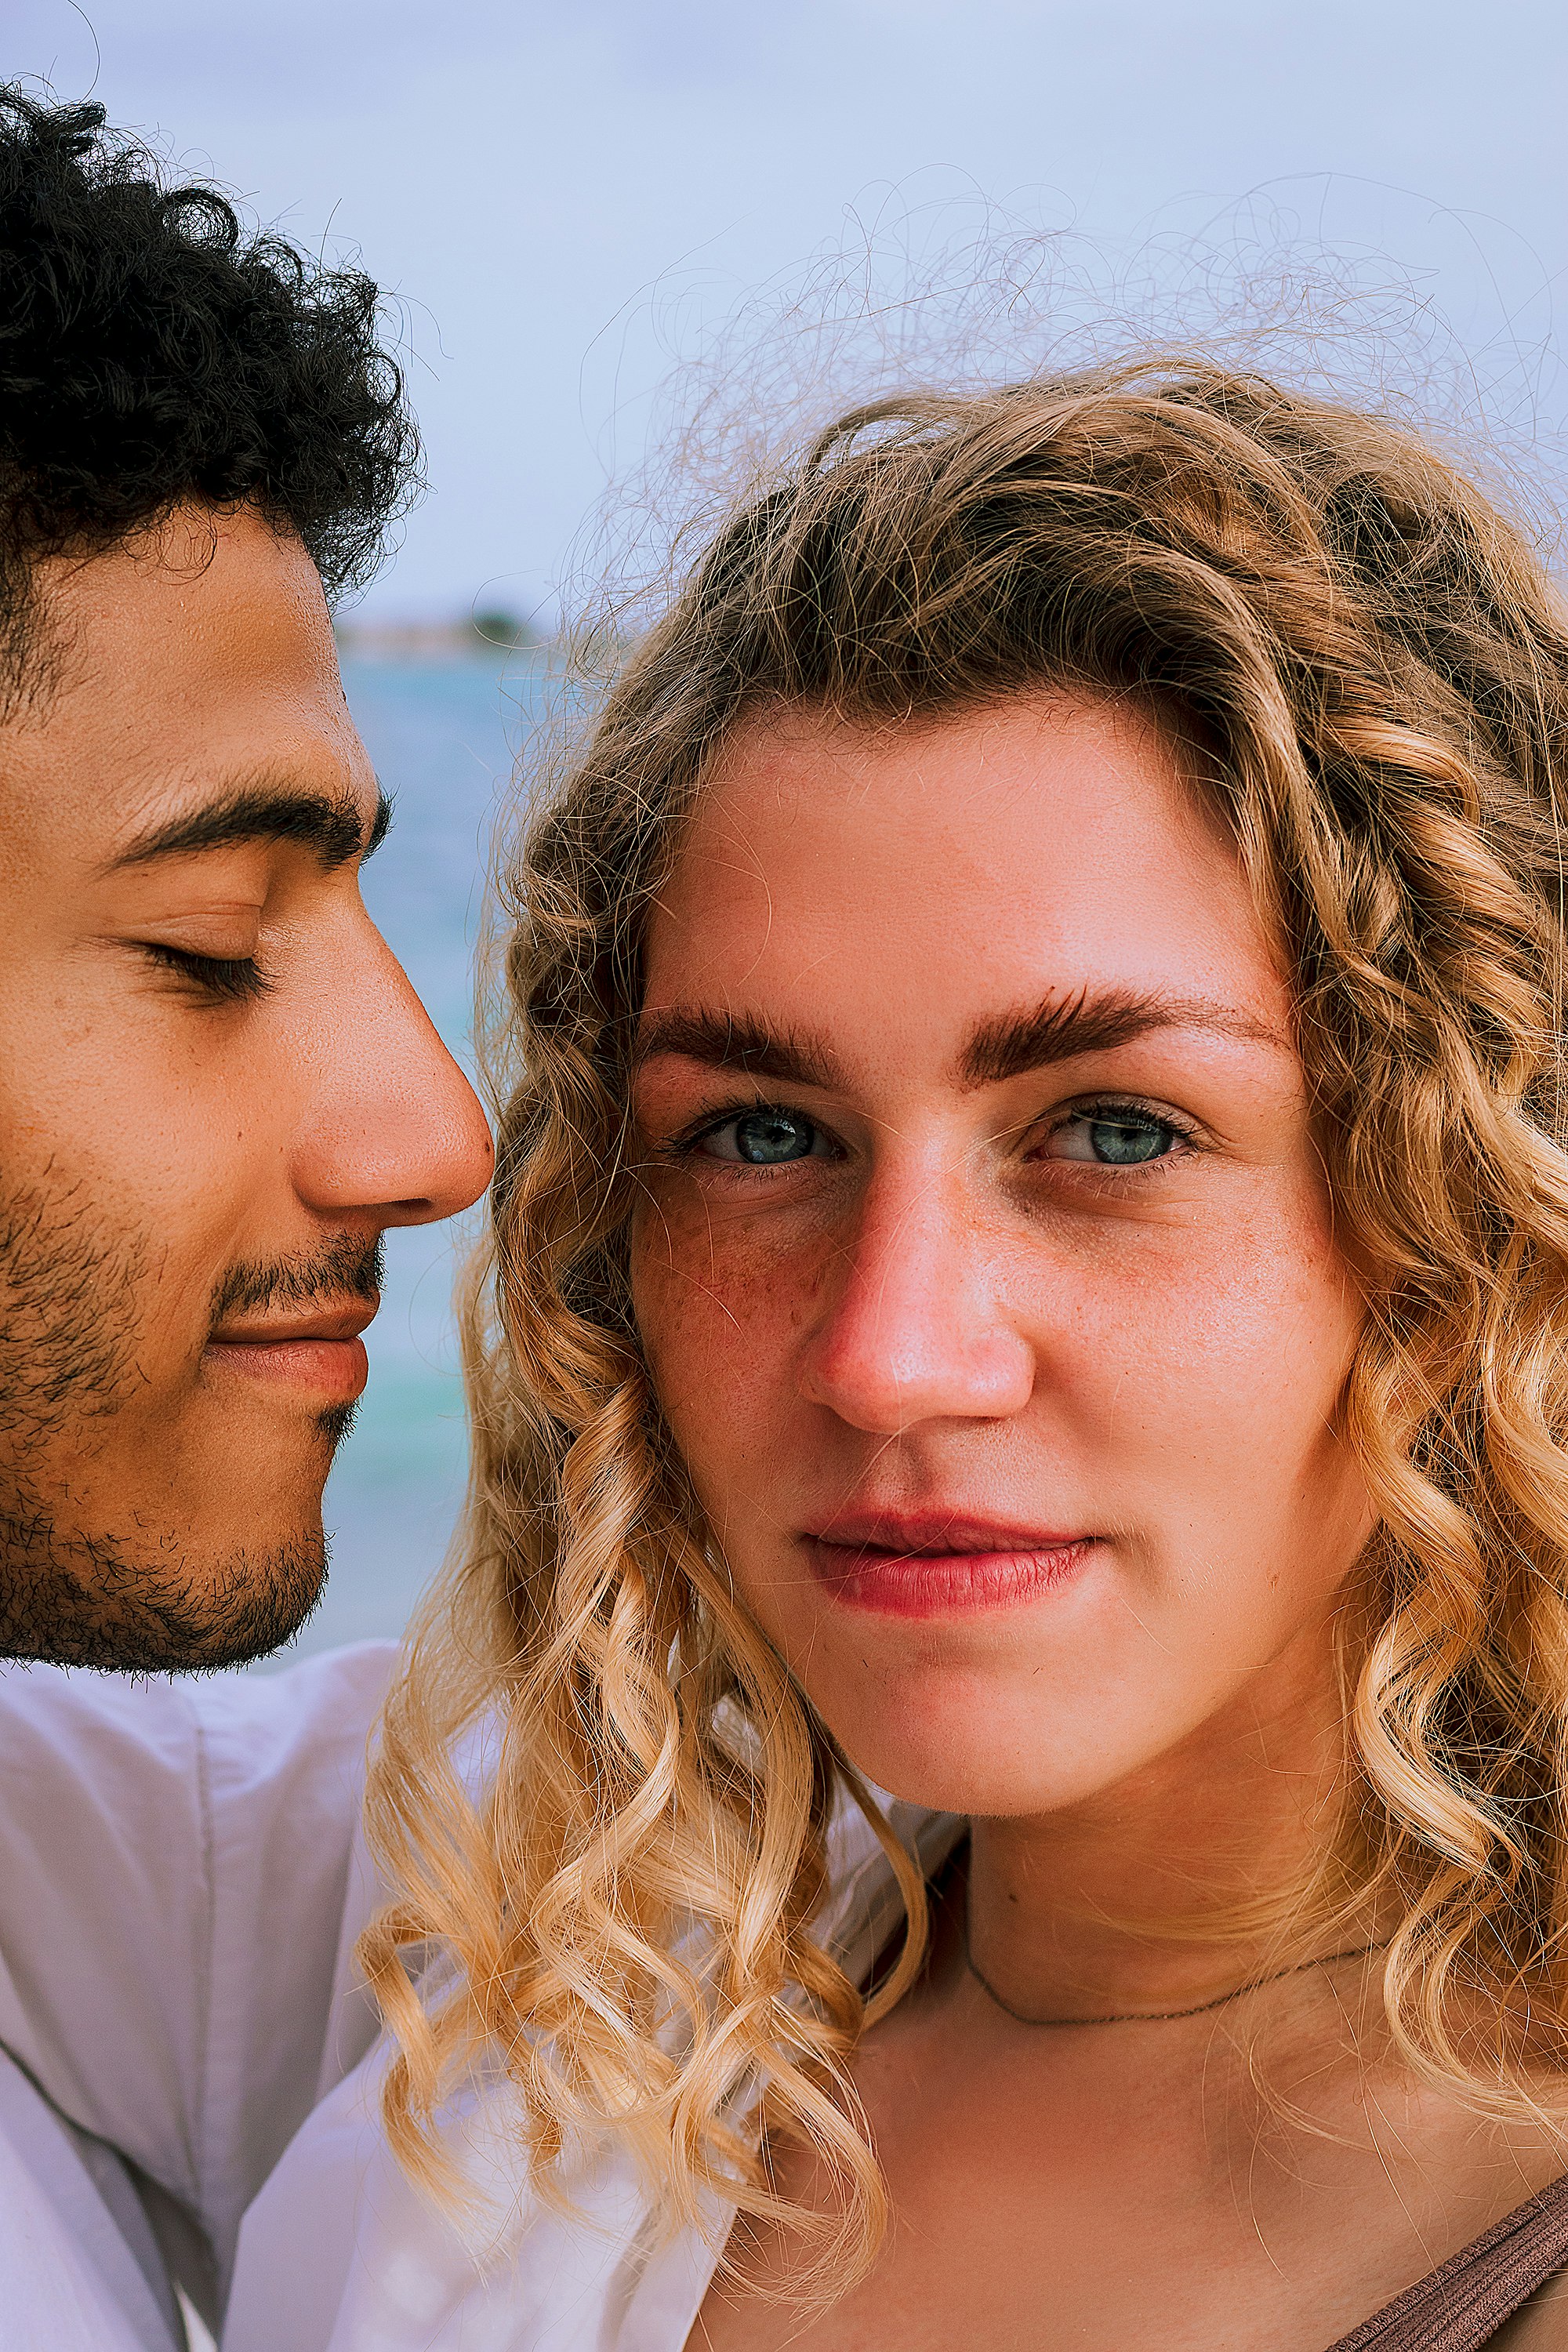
[{"xmin": 630, "ymin": 1179, "xmax": 819, "ymax": 1432}]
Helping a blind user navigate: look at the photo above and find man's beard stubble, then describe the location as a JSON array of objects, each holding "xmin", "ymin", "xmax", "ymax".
[{"xmin": 0, "ymin": 1183, "xmax": 379, "ymax": 1670}]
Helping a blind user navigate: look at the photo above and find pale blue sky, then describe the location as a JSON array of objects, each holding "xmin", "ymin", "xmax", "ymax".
[{"xmin": 9, "ymin": 0, "xmax": 1568, "ymax": 622}]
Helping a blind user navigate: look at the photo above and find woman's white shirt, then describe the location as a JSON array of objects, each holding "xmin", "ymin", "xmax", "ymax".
[
  {"xmin": 0, "ymin": 1643, "xmax": 395, "ymax": 2348},
  {"xmin": 223, "ymin": 1802, "xmax": 960, "ymax": 2352}
]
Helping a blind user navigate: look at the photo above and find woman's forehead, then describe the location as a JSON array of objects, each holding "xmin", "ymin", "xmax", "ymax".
[{"xmin": 643, "ymin": 693, "xmax": 1288, "ymax": 1052}]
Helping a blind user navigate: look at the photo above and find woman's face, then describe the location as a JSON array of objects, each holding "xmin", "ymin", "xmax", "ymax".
[{"xmin": 630, "ymin": 695, "xmax": 1373, "ymax": 1816}]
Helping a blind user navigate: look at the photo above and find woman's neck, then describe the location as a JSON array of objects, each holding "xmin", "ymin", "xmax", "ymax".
[{"xmin": 962, "ymin": 1618, "xmax": 1358, "ymax": 2021}]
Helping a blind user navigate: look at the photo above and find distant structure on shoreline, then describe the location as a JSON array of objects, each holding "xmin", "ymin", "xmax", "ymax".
[{"xmin": 335, "ymin": 607, "xmax": 547, "ymax": 661}]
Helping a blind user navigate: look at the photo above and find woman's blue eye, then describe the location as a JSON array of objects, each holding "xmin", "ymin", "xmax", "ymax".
[
  {"xmin": 1047, "ymin": 1109, "xmax": 1178, "ymax": 1166},
  {"xmin": 702, "ymin": 1109, "xmax": 822, "ymax": 1164}
]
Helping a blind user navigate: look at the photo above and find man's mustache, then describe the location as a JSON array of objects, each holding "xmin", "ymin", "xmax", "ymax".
[{"xmin": 209, "ymin": 1234, "xmax": 385, "ymax": 1328}]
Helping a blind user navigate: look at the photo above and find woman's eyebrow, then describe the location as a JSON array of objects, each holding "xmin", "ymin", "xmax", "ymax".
[
  {"xmin": 960, "ymin": 985, "xmax": 1282, "ymax": 1087},
  {"xmin": 634, "ymin": 989, "xmax": 1280, "ymax": 1093},
  {"xmin": 634, "ymin": 1006, "xmax": 845, "ymax": 1091}
]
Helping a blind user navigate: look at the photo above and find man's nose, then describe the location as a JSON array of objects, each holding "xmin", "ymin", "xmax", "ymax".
[
  {"xmin": 289, "ymin": 929, "xmax": 493, "ymax": 1227},
  {"xmin": 799, "ymin": 1162, "xmax": 1035, "ymax": 1432}
]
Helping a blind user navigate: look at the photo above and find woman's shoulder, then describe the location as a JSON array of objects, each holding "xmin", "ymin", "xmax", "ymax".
[
  {"xmin": 222, "ymin": 2044, "xmax": 708, "ymax": 2352},
  {"xmin": 1491, "ymin": 2270, "xmax": 1568, "ymax": 2347}
]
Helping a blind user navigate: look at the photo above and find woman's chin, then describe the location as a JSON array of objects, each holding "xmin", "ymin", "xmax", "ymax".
[{"xmin": 814, "ymin": 1690, "xmax": 1149, "ymax": 1821}]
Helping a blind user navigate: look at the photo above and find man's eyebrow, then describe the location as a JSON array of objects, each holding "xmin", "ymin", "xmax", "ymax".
[
  {"xmin": 634, "ymin": 1007, "xmax": 846, "ymax": 1092},
  {"xmin": 961, "ymin": 986, "xmax": 1282, "ymax": 1087},
  {"xmin": 362, "ymin": 789, "xmax": 393, "ymax": 859},
  {"xmin": 108, "ymin": 783, "xmax": 391, "ymax": 873}
]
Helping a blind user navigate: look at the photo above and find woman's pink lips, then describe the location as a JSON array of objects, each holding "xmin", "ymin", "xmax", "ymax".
[{"xmin": 803, "ymin": 1523, "xmax": 1094, "ymax": 1617}]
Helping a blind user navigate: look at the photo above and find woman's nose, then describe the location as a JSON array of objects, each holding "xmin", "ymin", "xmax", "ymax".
[{"xmin": 799, "ymin": 1165, "xmax": 1035, "ymax": 1432}]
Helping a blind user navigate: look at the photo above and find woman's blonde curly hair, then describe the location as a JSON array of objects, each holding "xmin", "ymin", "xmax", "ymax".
[{"xmin": 358, "ymin": 360, "xmax": 1568, "ymax": 2269}]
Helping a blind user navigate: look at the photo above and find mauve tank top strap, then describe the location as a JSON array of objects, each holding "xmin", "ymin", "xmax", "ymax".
[{"xmin": 1325, "ymin": 2172, "xmax": 1568, "ymax": 2352}]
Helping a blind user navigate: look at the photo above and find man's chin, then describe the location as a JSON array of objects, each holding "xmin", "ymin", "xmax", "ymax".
[{"xmin": 0, "ymin": 1507, "xmax": 329, "ymax": 1671}]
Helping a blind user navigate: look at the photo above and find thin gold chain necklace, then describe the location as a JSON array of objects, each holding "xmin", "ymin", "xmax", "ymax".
[{"xmin": 962, "ymin": 1930, "xmax": 1386, "ymax": 2028}]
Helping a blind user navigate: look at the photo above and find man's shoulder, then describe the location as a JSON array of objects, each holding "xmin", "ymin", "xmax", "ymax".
[
  {"xmin": 0, "ymin": 1639, "xmax": 398, "ymax": 1816},
  {"xmin": 0, "ymin": 1634, "xmax": 397, "ymax": 1725},
  {"xmin": 187, "ymin": 1639, "xmax": 398, "ymax": 1735},
  {"xmin": 184, "ymin": 1639, "xmax": 401, "ymax": 1809}
]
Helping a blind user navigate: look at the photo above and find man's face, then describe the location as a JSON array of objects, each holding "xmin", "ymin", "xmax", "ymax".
[{"xmin": 0, "ymin": 503, "xmax": 494, "ymax": 1668}]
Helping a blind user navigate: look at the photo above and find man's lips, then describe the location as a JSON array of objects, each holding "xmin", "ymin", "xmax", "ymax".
[
  {"xmin": 203, "ymin": 1299, "xmax": 378, "ymax": 1404},
  {"xmin": 803, "ymin": 1512, "xmax": 1095, "ymax": 1617}
]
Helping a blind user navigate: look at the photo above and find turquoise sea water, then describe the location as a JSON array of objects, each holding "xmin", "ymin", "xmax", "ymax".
[{"xmin": 257, "ymin": 652, "xmax": 544, "ymax": 1665}]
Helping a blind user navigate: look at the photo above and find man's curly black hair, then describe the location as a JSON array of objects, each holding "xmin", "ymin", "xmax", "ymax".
[{"xmin": 0, "ymin": 84, "xmax": 419, "ymax": 680}]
